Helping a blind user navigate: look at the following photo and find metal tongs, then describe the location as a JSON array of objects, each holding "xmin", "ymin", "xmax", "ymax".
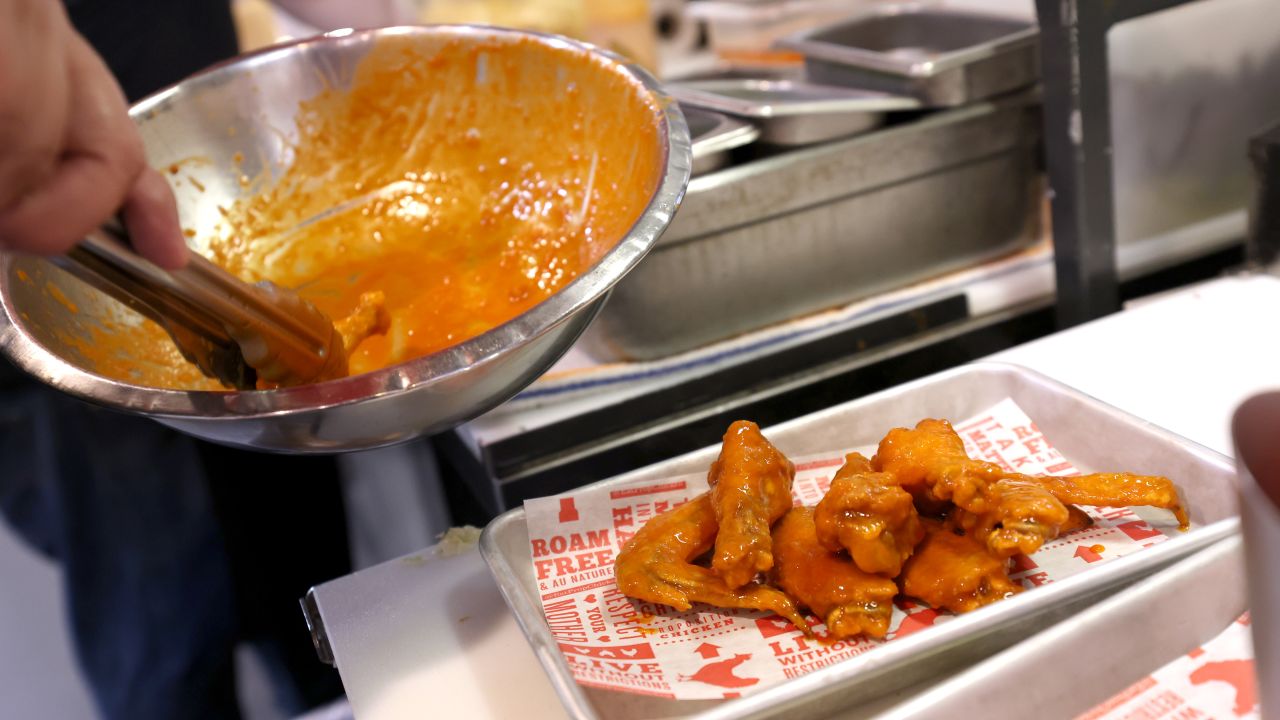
[{"xmin": 52, "ymin": 220, "xmax": 347, "ymax": 390}]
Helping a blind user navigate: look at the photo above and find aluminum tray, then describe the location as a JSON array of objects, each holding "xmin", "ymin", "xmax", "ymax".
[
  {"xmin": 875, "ymin": 536, "xmax": 1246, "ymax": 719},
  {"xmin": 480, "ymin": 362, "xmax": 1239, "ymax": 720},
  {"xmin": 579, "ymin": 90, "xmax": 1041, "ymax": 361},
  {"xmin": 777, "ymin": 5, "xmax": 1039, "ymax": 107},
  {"xmin": 672, "ymin": 79, "xmax": 920, "ymax": 146},
  {"xmin": 687, "ymin": 106, "xmax": 761, "ymax": 176}
]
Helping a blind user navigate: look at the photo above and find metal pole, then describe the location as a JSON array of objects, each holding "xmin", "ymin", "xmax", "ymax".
[
  {"xmin": 1035, "ymin": 0, "xmax": 1216, "ymax": 327},
  {"xmin": 1036, "ymin": 0, "xmax": 1120, "ymax": 327}
]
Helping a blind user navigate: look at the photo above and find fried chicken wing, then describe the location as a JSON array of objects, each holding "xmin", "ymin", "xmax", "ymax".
[
  {"xmin": 814, "ymin": 453, "xmax": 924, "ymax": 577},
  {"xmin": 955, "ymin": 477, "xmax": 1071, "ymax": 558},
  {"xmin": 875, "ymin": 419, "xmax": 1071, "ymax": 557},
  {"xmin": 1060, "ymin": 504, "xmax": 1096, "ymax": 534},
  {"xmin": 899, "ymin": 519, "xmax": 1023, "ymax": 614},
  {"xmin": 334, "ymin": 290, "xmax": 391, "ymax": 352},
  {"xmin": 614, "ymin": 415, "xmax": 1185, "ymax": 646},
  {"xmin": 614, "ymin": 492, "xmax": 810, "ymax": 632},
  {"xmin": 772, "ymin": 507, "xmax": 898, "ymax": 639},
  {"xmin": 1032, "ymin": 473, "xmax": 1190, "ymax": 529},
  {"xmin": 708, "ymin": 421, "xmax": 797, "ymax": 589},
  {"xmin": 874, "ymin": 419, "xmax": 1003, "ymax": 511},
  {"xmin": 906, "ymin": 483, "xmax": 954, "ymax": 519}
]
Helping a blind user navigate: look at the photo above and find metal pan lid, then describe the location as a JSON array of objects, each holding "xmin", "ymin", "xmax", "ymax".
[{"xmin": 670, "ymin": 78, "xmax": 922, "ymax": 118}]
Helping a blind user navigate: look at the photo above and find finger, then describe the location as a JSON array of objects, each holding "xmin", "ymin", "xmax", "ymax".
[
  {"xmin": 122, "ymin": 167, "xmax": 189, "ymax": 269},
  {"xmin": 1234, "ymin": 392, "xmax": 1280, "ymax": 509},
  {"xmin": 0, "ymin": 33, "xmax": 137, "ymax": 256},
  {"xmin": 0, "ymin": 152, "xmax": 135, "ymax": 256},
  {"xmin": 0, "ymin": 0, "xmax": 70, "ymax": 213},
  {"xmin": 69, "ymin": 35, "xmax": 187, "ymax": 268}
]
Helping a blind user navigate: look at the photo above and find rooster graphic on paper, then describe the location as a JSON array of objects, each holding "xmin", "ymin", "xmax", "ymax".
[
  {"xmin": 680, "ymin": 653, "xmax": 760, "ymax": 689},
  {"xmin": 1188, "ymin": 659, "xmax": 1258, "ymax": 716}
]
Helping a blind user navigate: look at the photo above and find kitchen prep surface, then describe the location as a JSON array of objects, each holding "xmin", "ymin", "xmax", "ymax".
[{"xmin": 305, "ymin": 275, "xmax": 1280, "ymax": 720}]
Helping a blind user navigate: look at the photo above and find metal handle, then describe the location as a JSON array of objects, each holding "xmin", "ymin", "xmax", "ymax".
[
  {"xmin": 54, "ymin": 227, "xmax": 256, "ymax": 388},
  {"xmin": 76, "ymin": 224, "xmax": 235, "ymax": 343},
  {"xmin": 54, "ymin": 221, "xmax": 346, "ymax": 389}
]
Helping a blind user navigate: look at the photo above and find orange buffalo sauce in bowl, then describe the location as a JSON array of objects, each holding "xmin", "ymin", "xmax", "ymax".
[{"xmin": 87, "ymin": 34, "xmax": 664, "ymax": 390}]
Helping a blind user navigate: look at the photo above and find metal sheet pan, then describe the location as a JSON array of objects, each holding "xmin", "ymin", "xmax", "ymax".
[
  {"xmin": 480, "ymin": 362, "xmax": 1240, "ymax": 720},
  {"xmin": 672, "ymin": 79, "xmax": 920, "ymax": 146},
  {"xmin": 579, "ymin": 91, "xmax": 1041, "ymax": 361},
  {"xmin": 777, "ymin": 5, "xmax": 1039, "ymax": 107},
  {"xmin": 686, "ymin": 106, "xmax": 761, "ymax": 176},
  {"xmin": 874, "ymin": 536, "xmax": 1246, "ymax": 720}
]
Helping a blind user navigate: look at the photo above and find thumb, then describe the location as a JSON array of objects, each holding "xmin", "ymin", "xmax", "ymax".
[{"xmin": 1233, "ymin": 391, "xmax": 1280, "ymax": 509}]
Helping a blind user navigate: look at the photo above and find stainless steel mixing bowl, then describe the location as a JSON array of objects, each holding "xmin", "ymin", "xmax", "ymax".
[{"xmin": 0, "ymin": 26, "xmax": 691, "ymax": 453}]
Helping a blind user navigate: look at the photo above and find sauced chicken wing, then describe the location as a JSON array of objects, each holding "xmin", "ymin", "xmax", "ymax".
[
  {"xmin": 899, "ymin": 519, "xmax": 1023, "ymax": 614},
  {"xmin": 874, "ymin": 419, "xmax": 1002, "ymax": 511},
  {"xmin": 335, "ymin": 290, "xmax": 391, "ymax": 352},
  {"xmin": 772, "ymin": 507, "xmax": 898, "ymax": 639},
  {"xmin": 906, "ymin": 483, "xmax": 954, "ymax": 519},
  {"xmin": 1032, "ymin": 473, "xmax": 1190, "ymax": 529},
  {"xmin": 613, "ymin": 416, "xmax": 1187, "ymax": 650},
  {"xmin": 614, "ymin": 492, "xmax": 811, "ymax": 632},
  {"xmin": 1060, "ymin": 504, "xmax": 1096, "ymax": 534},
  {"xmin": 708, "ymin": 421, "xmax": 797, "ymax": 589},
  {"xmin": 875, "ymin": 419, "xmax": 1071, "ymax": 557},
  {"xmin": 953, "ymin": 477, "xmax": 1071, "ymax": 558},
  {"xmin": 814, "ymin": 453, "xmax": 924, "ymax": 577},
  {"xmin": 952, "ymin": 471, "xmax": 1187, "ymax": 555}
]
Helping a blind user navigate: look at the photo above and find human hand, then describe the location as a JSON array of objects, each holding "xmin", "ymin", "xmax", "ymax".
[
  {"xmin": 0, "ymin": 0, "xmax": 188, "ymax": 268},
  {"xmin": 1234, "ymin": 392, "xmax": 1280, "ymax": 713}
]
